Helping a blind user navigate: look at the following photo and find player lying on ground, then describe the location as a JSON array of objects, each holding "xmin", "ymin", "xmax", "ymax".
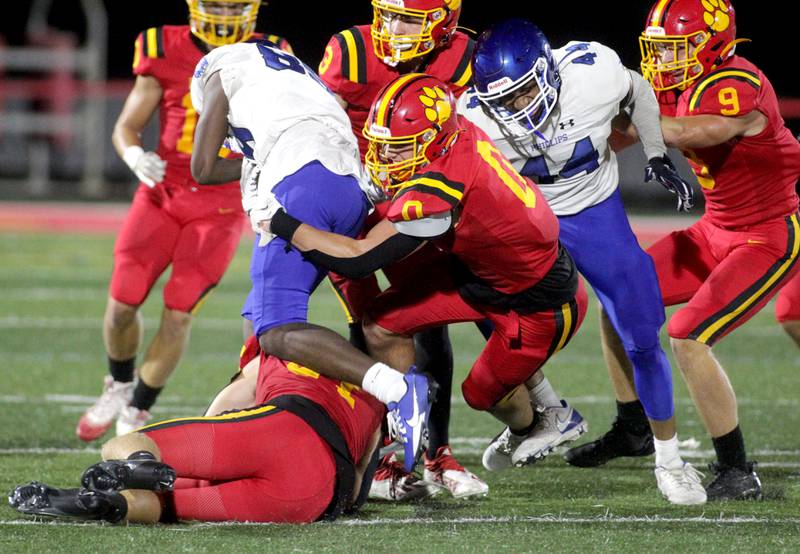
[{"xmin": 10, "ymin": 345, "xmax": 383, "ymax": 524}]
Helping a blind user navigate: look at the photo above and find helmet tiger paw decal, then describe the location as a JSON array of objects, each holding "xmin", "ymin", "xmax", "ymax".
[
  {"xmin": 701, "ymin": 0, "xmax": 731, "ymax": 32},
  {"xmin": 419, "ymin": 86, "xmax": 451, "ymax": 125}
]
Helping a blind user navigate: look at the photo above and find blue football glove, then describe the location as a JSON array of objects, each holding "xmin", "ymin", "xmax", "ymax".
[{"xmin": 645, "ymin": 155, "xmax": 694, "ymax": 213}]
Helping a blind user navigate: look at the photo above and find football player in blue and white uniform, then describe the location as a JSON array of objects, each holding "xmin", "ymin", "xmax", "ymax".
[
  {"xmin": 189, "ymin": 40, "xmax": 431, "ymax": 472},
  {"xmin": 459, "ymin": 19, "xmax": 703, "ymax": 504}
]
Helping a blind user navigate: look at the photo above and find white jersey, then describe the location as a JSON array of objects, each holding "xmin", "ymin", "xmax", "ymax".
[
  {"xmin": 457, "ymin": 41, "xmax": 632, "ymax": 216},
  {"xmin": 191, "ymin": 41, "xmax": 365, "ymax": 193}
]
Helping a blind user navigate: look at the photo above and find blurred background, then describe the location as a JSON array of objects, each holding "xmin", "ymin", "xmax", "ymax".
[{"xmin": 0, "ymin": 0, "xmax": 797, "ymax": 206}]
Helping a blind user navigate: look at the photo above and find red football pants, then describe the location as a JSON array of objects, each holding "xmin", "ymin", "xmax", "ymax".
[
  {"xmin": 110, "ymin": 179, "xmax": 244, "ymax": 313},
  {"xmin": 141, "ymin": 405, "xmax": 335, "ymax": 523},
  {"xmin": 649, "ymin": 213, "xmax": 800, "ymax": 345},
  {"xmin": 367, "ymin": 261, "xmax": 587, "ymax": 410}
]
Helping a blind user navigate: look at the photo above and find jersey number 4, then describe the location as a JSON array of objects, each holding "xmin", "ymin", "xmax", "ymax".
[{"xmin": 520, "ymin": 137, "xmax": 600, "ymax": 184}]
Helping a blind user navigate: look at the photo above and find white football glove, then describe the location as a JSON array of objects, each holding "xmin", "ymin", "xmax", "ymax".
[
  {"xmin": 249, "ymin": 190, "xmax": 284, "ymax": 247},
  {"xmin": 240, "ymin": 158, "xmax": 260, "ymax": 215},
  {"xmin": 123, "ymin": 145, "xmax": 166, "ymax": 188}
]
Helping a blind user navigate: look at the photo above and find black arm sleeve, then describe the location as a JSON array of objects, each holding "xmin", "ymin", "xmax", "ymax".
[
  {"xmin": 304, "ymin": 234, "xmax": 424, "ymax": 279},
  {"xmin": 270, "ymin": 208, "xmax": 424, "ymax": 278}
]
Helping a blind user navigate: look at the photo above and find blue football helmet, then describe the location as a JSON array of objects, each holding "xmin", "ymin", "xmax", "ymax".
[{"xmin": 473, "ymin": 19, "xmax": 561, "ymax": 136}]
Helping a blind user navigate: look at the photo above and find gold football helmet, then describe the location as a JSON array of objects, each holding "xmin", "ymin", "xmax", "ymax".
[{"xmin": 186, "ymin": 0, "xmax": 262, "ymax": 47}]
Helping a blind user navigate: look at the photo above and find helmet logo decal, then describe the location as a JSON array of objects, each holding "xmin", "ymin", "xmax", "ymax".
[
  {"xmin": 701, "ymin": 0, "xmax": 731, "ymax": 33},
  {"xmin": 419, "ymin": 86, "xmax": 451, "ymax": 125},
  {"xmin": 446, "ymin": 0, "xmax": 461, "ymax": 10}
]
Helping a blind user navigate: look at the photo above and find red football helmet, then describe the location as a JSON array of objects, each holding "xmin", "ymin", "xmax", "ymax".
[
  {"xmin": 640, "ymin": 0, "xmax": 741, "ymax": 91},
  {"xmin": 363, "ymin": 73, "xmax": 461, "ymax": 195},
  {"xmin": 370, "ymin": 0, "xmax": 462, "ymax": 66}
]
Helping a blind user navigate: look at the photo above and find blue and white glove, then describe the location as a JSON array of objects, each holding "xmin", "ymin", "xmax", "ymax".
[{"xmin": 645, "ymin": 155, "xmax": 694, "ymax": 212}]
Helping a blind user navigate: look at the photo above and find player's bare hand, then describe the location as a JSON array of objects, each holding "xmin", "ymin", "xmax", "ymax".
[
  {"xmin": 123, "ymin": 146, "xmax": 166, "ymax": 188},
  {"xmin": 645, "ymin": 155, "xmax": 694, "ymax": 212}
]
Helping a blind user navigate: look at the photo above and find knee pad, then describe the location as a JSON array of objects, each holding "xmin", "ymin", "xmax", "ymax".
[{"xmin": 461, "ymin": 373, "xmax": 506, "ymax": 412}]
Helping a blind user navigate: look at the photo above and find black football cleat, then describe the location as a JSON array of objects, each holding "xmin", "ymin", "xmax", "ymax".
[
  {"xmin": 564, "ymin": 417, "xmax": 654, "ymax": 467},
  {"xmin": 81, "ymin": 458, "xmax": 176, "ymax": 493},
  {"xmin": 9, "ymin": 482, "xmax": 127, "ymax": 523},
  {"xmin": 706, "ymin": 462, "xmax": 763, "ymax": 501}
]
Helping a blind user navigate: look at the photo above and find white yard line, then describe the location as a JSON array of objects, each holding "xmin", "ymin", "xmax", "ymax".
[{"xmin": 2, "ymin": 515, "xmax": 799, "ymax": 528}]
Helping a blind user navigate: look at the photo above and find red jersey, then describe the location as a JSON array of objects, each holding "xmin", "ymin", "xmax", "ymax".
[
  {"xmin": 240, "ymin": 336, "xmax": 383, "ymax": 463},
  {"xmin": 674, "ymin": 56, "xmax": 800, "ymax": 228},
  {"xmin": 386, "ymin": 120, "xmax": 561, "ymax": 295},
  {"xmin": 318, "ymin": 25, "xmax": 474, "ymax": 157},
  {"xmin": 132, "ymin": 25, "xmax": 292, "ymax": 185}
]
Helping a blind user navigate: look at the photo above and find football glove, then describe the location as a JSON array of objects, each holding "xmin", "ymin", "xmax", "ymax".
[
  {"xmin": 123, "ymin": 146, "xmax": 166, "ymax": 188},
  {"xmin": 645, "ymin": 155, "xmax": 694, "ymax": 212}
]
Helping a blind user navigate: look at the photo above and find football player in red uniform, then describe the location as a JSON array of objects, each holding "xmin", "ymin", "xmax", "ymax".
[
  {"xmin": 76, "ymin": 0, "xmax": 292, "ymax": 441},
  {"xmin": 318, "ymin": 0, "xmax": 485, "ymax": 498},
  {"xmin": 260, "ymin": 74, "xmax": 588, "ymax": 475},
  {"xmin": 588, "ymin": 0, "xmax": 800, "ymax": 500},
  {"xmin": 11, "ymin": 340, "xmax": 384, "ymax": 524}
]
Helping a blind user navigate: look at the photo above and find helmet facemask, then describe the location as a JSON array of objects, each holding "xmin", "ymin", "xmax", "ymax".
[
  {"xmin": 363, "ymin": 125, "xmax": 438, "ymax": 195},
  {"xmin": 640, "ymin": 29, "xmax": 708, "ymax": 91},
  {"xmin": 477, "ymin": 56, "xmax": 559, "ymax": 138},
  {"xmin": 370, "ymin": 0, "xmax": 448, "ymax": 66},
  {"xmin": 187, "ymin": 0, "xmax": 261, "ymax": 47}
]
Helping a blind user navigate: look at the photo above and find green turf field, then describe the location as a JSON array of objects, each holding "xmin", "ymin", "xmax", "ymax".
[{"xmin": 1, "ymin": 231, "xmax": 799, "ymax": 552}]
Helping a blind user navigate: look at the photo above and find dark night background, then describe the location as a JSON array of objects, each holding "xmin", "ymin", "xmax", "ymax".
[{"xmin": 3, "ymin": 1, "xmax": 799, "ymax": 97}]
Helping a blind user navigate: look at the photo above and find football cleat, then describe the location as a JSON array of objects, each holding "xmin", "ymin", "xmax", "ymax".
[
  {"xmin": 81, "ymin": 458, "xmax": 176, "ymax": 493},
  {"xmin": 368, "ymin": 453, "xmax": 442, "ymax": 502},
  {"xmin": 655, "ymin": 462, "xmax": 707, "ymax": 505},
  {"xmin": 482, "ymin": 427, "xmax": 523, "ymax": 471},
  {"xmin": 510, "ymin": 400, "xmax": 588, "ymax": 466},
  {"xmin": 706, "ymin": 462, "xmax": 763, "ymax": 501},
  {"xmin": 386, "ymin": 366, "xmax": 433, "ymax": 473},
  {"xmin": 564, "ymin": 415, "xmax": 654, "ymax": 467},
  {"xmin": 115, "ymin": 406, "xmax": 152, "ymax": 436},
  {"xmin": 424, "ymin": 446, "xmax": 488, "ymax": 498},
  {"xmin": 76, "ymin": 377, "xmax": 135, "ymax": 442},
  {"xmin": 9, "ymin": 482, "xmax": 127, "ymax": 523}
]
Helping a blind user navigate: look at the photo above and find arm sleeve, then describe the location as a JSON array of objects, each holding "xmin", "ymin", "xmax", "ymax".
[
  {"xmin": 624, "ymin": 69, "xmax": 667, "ymax": 160},
  {"xmin": 270, "ymin": 209, "xmax": 424, "ymax": 279},
  {"xmin": 302, "ymin": 234, "xmax": 424, "ymax": 279}
]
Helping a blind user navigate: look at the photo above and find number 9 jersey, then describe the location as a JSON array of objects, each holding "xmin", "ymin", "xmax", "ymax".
[
  {"xmin": 675, "ymin": 55, "xmax": 800, "ymax": 228},
  {"xmin": 457, "ymin": 41, "xmax": 631, "ymax": 217}
]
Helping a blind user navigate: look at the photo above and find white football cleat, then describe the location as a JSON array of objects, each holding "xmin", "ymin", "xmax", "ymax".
[
  {"xmin": 424, "ymin": 446, "xmax": 488, "ymax": 498},
  {"xmin": 115, "ymin": 406, "xmax": 152, "ymax": 436},
  {"xmin": 368, "ymin": 453, "xmax": 442, "ymax": 502},
  {"xmin": 655, "ymin": 462, "xmax": 707, "ymax": 505},
  {"xmin": 511, "ymin": 400, "xmax": 588, "ymax": 466},
  {"xmin": 76, "ymin": 377, "xmax": 134, "ymax": 442},
  {"xmin": 482, "ymin": 427, "xmax": 523, "ymax": 471}
]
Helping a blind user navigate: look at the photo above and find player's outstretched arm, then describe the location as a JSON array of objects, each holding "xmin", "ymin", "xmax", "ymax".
[
  {"xmin": 191, "ymin": 71, "xmax": 243, "ymax": 185},
  {"xmin": 269, "ymin": 213, "xmax": 425, "ymax": 279},
  {"xmin": 661, "ymin": 110, "xmax": 768, "ymax": 150}
]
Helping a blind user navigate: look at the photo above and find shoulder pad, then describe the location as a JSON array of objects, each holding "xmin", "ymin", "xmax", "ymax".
[
  {"xmin": 446, "ymin": 34, "xmax": 475, "ymax": 90},
  {"xmin": 688, "ymin": 68, "xmax": 761, "ymax": 116},
  {"xmin": 132, "ymin": 27, "xmax": 165, "ymax": 74},
  {"xmin": 329, "ymin": 27, "xmax": 368, "ymax": 84}
]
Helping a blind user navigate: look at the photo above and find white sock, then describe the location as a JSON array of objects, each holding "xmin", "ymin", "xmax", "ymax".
[
  {"xmin": 361, "ymin": 363, "xmax": 407, "ymax": 405},
  {"xmin": 654, "ymin": 434, "xmax": 682, "ymax": 469},
  {"xmin": 529, "ymin": 376, "xmax": 561, "ymax": 408}
]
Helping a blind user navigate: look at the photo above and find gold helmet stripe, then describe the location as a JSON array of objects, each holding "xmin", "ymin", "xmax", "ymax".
[
  {"xmin": 375, "ymin": 73, "xmax": 425, "ymax": 127},
  {"xmin": 649, "ymin": 0, "xmax": 674, "ymax": 27}
]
